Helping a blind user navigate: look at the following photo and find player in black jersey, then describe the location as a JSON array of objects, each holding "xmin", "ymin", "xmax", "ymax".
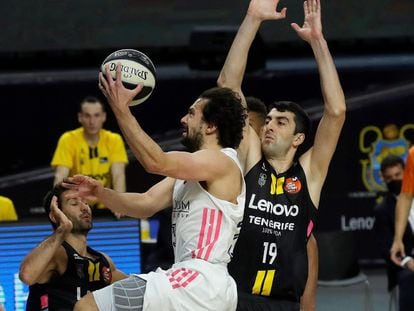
[
  {"xmin": 218, "ymin": 0, "xmax": 346, "ymax": 310},
  {"xmin": 19, "ymin": 183, "xmax": 126, "ymax": 310}
]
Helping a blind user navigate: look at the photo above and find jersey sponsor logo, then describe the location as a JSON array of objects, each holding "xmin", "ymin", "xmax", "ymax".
[
  {"xmin": 99, "ymin": 156, "xmax": 109, "ymax": 163},
  {"xmin": 88, "ymin": 261, "xmax": 102, "ymax": 282},
  {"xmin": 258, "ymin": 173, "xmax": 267, "ymax": 187},
  {"xmin": 283, "ymin": 177, "xmax": 301, "ymax": 194},
  {"xmin": 270, "ymin": 174, "xmax": 284, "ymax": 195},
  {"xmin": 40, "ymin": 294, "xmax": 48, "ymax": 309},
  {"xmin": 172, "ymin": 200, "xmax": 190, "ymax": 218},
  {"xmin": 167, "ymin": 268, "xmax": 199, "ymax": 289},
  {"xmin": 252, "ymin": 270, "xmax": 276, "ymax": 296},
  {"xmin": 102, "ymin": 266, "xmax": 112, "ymax": 284},
  {"xmin": 248, "ymin": 194, "xmax": 299, "ymax": 217},
  {"xmin": 249, "ymin": 215, "xmax": 295, "ymax": 232}
]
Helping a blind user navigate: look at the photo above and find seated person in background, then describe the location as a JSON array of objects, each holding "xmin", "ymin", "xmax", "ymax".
[
  {"xmin": 50, "ymin": 96, "xmax": 129, "ymax": 218},
  {"xmin": 0, "ymin": 195, "xmax": 18, "ymax": 221},
  {"xmin": 19, "ymin": 183, "xmax": 126, "ymax": 310},
  {"xmin": 374, "ymin": 154, "xmax": 414, "ymax": 311}
]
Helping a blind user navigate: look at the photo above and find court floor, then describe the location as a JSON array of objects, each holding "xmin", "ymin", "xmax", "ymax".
[{"xmin": 317, "ymin": 268, "xmax": 391, "ymax": 311}]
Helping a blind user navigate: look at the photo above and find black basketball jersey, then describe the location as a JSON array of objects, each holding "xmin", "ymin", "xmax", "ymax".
[
  {"xmin": 229, "ymin": 157, "xmax": 317, "ymax": 302},
  {"xmin": 26, "ymin": 241, "xmax": 112, "ymax": 311}
]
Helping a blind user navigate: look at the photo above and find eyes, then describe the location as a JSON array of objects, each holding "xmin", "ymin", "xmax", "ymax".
[
  {"xmin": 265, "ymin": 118, "xmax": 288, "ymax": 126},
  {"xmin": 68, "ymin": 199, "xmax": 88, "ymax": 207}
]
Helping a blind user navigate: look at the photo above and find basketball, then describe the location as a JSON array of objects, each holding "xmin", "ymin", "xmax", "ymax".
[{"xmin": 101, "ymin": 49, "xmax": 156, "ymax": 106}]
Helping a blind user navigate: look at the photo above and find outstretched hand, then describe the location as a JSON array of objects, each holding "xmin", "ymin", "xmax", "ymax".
[
  {"xmin": 99, "ymin": 63, "xmax": 144, "ymax": 115},
  {"xmin": 62, "ymin": 175, "xmax": 103, "ymax": 203},
  {"xmin": 291, "ymin": 0, "xmax": 323, "ymax": 43},
  {"xmin": 248, "ymin": 0, "xmax": 287, "ymax": 21}
]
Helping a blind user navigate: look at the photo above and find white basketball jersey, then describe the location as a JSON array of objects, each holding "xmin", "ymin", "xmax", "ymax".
[
  {"xmin": 171, "ymin": 148, "xmax": 245, "ymax": 264},
  {"xmin": 138, "ymin": 148, "xmax": 245, "ymax": 311}
]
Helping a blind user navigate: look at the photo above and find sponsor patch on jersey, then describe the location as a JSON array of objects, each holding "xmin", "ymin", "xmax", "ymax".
[
  {"xmin": 76, "ymin": 263, "xmax": 85, "ymax": 279},
  {"xmin": 283, "ymin": 177, "xmax": 301, "ymax": 194},
  {"xmin": 102, "ymin": 266, "xmax": 112, "ymax": 284},
  {"xmin": 99, "ymin": 156, "xmax": 109, "ymax": 163},
  {"xmin": 258, "ymin": 173, "xmax": 267, "ymax": 187}
]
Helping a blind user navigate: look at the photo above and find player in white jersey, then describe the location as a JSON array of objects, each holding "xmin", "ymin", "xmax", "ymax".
[{"xmin": 64, "ymin": 64, "xmax": 246, "ymax": 311}]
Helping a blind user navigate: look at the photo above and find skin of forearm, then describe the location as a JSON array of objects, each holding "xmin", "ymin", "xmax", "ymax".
[
  {"xmin": 394, "ymin": 194, "xmax": 412, "ymax": 241},
  {"xmin": 97, "ymin": 188, "xmax": 155, "ymax": 219},
  {"xmin": 115, "ymin": 112, "xmax": 167, "ymax": 174},
  {"xmin": 218, "ymin": 14, "xmax": 262, "ymax": 98},
  {"xmin": 310, "ymin": 38, "xmax": 345, "ymax": 116},
  {"xmin": 20, "ymin": 232, "xmax": 65, "ymax": 284}
]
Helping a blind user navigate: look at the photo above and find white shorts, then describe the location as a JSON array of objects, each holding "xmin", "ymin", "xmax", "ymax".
[{"xmin": 93, "ymin": 259, "xmax": 237, "ymax": 311}]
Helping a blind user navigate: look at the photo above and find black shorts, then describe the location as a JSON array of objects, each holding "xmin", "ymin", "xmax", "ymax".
[{"xmin": 237, "ymin": 292, "xmax": 300, "ymax": 311}]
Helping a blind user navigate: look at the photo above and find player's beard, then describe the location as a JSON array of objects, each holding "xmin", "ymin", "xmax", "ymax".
[
  {"xmin": 181, "ymin": 131, "xmax": 203, "ymax": 152},
  {"xmin": 262, "ymin": 138, "xmax": 291, "ymax": 159},
  {"xmin": 71, "ymin": 219, "xmax": 92, "ymax": 235}
]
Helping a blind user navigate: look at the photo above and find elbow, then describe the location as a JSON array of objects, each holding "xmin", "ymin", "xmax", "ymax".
[
  {"xmin": 142, "ymin": 162, "xmax": 163, "ymax": 175},
  {"xmin": 19, "ymin": 267, "xmax": 35, "ymax": 286},
  {"xmin": 217, "ymin": 72, "xmax": 226, "ymax": 88},
  {"xmin": 329, "ymin": 101, "xmax": 346, "ymax": 119}
]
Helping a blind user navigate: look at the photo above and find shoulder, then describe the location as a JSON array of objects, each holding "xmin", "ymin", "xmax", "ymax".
[
  {"xmin": 59, "ymin": 128, "xmax": 83, "ymax": 140},
  {"xmin": 0, "ymin": 196, "xmax": 13, "ymax": 207},
  {"xmin": 100, "ymin": 129, "xmax": 123, "ymax": 141}
]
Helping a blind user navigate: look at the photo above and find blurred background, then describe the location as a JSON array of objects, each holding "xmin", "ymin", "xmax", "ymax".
[{"xmin": 0, "ymin": 0, "xmax": 414, "ymax": 309}]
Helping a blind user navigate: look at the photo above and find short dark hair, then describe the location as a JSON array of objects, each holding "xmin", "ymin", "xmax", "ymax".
[
  {"xmin": 380, "ymin": 154, "xmax": 405, "ymax": 174},
  {"xmin": 267, "ymin": 101, "xmax": 310, "ymax": 138},
  {"xmin": 43, "ymin": 183, "xmax": 67, "ymax": 229},
  {"xmin": 199, "ymin": 87, "xmax": 246, "ymax": 149},
  {"xmin": 246, "ymin": 96, "xmax": 267, "ymax": 121},
  {"xmin": 79, "ymin": 96, "xmax": 105, "ymax": 112}
]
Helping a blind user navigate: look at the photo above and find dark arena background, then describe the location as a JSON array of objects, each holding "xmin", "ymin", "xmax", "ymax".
[{"xmin": 0, "ymin": 0, "xmax": 414, "ymax": 309}]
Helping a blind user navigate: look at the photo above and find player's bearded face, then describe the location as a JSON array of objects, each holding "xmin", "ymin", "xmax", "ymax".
[{"xmin": 181, "ymin": 128, "xmax": 203, "ymax": 152}]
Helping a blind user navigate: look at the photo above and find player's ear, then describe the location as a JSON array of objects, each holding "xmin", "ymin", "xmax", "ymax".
[
  {"xmin": 293, "ymin": 133, "xmax": 305, "ymax": 147},
  {"xmin": 205, "ymin": 123, "xmax": 217, "ymax": 135}
]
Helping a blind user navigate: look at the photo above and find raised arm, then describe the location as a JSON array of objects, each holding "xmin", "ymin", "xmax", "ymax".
[
  {"xmin": 99, "ymin": 66, "xmax": 238, "ymax": 182},
  {"xmin": 64, "ymin": 175, "xmax": 175, "ymax": 219},
  {"xmin": 293, "ymin": 0, "xmax": 346, "ymax": 203},
  {"xmin": 218, "ymin": 0, "xmax": 286, "ymax": 171},
  {"xmin": 217, "ymin": 0, "xmax": 286, "ymax": 104},
  {"xmin": 19, "ymin": 197, "xmax": 71, "ymax": 285}
]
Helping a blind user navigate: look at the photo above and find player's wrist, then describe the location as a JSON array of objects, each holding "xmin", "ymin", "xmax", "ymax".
[{"xmin": 400, "ymin": 256, "xmax": 413, "ymax": 268}]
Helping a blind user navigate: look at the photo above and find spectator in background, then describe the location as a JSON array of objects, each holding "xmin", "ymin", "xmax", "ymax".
[
  {"xmin": 374, "ymin": 154, "xmax": 414, "ymax": 311},
  {"xmin": 51, "ymin": 96, "xmax": 128, "ymax": 218},
  {"xmin": 0, "ymin": 195, "xmax": 18, "ymax": 221},
  {"xmin": 19, "ymin": 183, "xmax": 126, "ymax": 310}
]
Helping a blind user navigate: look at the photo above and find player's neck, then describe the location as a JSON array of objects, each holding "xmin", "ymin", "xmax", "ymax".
[
  {"xmin": 267, "ymin": 156, "xmax": 294, "ymax": 175},
  {"xmin": 66, "ymin": 233, "xmax": 88, "ymax": 256}
]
